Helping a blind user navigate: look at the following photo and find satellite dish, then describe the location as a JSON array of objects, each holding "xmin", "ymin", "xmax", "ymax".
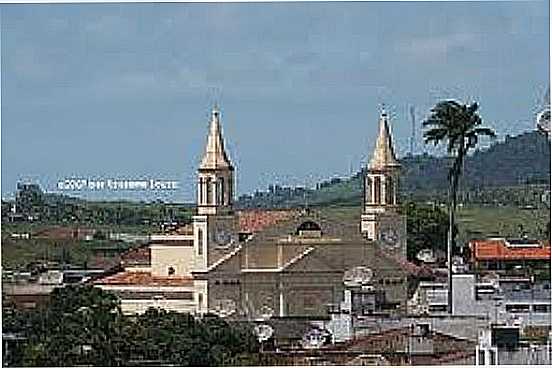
[
  {"xmin": 536, "ymin": 108, "xmax": 550, "ymax": 137},
  {"xmin": 211, "ymin": 298, "xmax": 236, "ymax": 318},
  {"xmin": 257, "ymin": 305, "xmax": 274, "ymax": 321},
  {"xmin": 301, "ymin": 328, "xmax": 327, "ymax": 349},
  {"xmin": 253, "ymin": 324, "xmax": 274, "ymax": 343},
  {"xmin": 343, "ymin": 266, "xmax": 373, "ymax": 287}
]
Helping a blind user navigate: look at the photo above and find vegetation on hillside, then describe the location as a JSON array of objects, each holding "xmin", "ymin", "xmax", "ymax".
[
  {"xmin": 2, "ymin": 184, "xmax": 193, "ymax": 227},
  {"xmin": 236, "ymin": 131, "xmax": 550, "ymax": 209}
]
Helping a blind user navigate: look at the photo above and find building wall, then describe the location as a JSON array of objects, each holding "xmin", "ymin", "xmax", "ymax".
[
  {"xmin": 150, "ymin": 245, "xmax": 194, "ymax": 276},
  {"xmin": 452, "ymin": 274, "xmax": 476, "ymax": 315},
  {"xmin": 96, "ymin": 284, "xmax": 197, "ymax": 315},
  {"xmin": 120, "ymin": 299, "xmax": 196, "ymax": 315}
]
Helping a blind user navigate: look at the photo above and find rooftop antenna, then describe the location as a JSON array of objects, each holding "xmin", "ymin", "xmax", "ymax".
[{"xmin": 409, "ymin": 105, "xmax": 416, "ymax": 156}]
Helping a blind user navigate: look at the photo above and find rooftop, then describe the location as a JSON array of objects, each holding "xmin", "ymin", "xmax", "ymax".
[
  {"xmin": 470, "ymin": 238, "xmax": 551, "ymax": 261},
  {"xmin": 92, "ymin": 271, "xmax": 193, "ymax": 287},
  {"xmin": 237, "ymin": 209, "xmax": 297, "ymax": 233}
]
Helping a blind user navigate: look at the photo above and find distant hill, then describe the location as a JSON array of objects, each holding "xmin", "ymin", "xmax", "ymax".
[
  {"xmin": 403, "ymin": 131, "xmax": 550, "ymax": 192},
  {"xmin": 237, "ymin": 131, "xmax": 551, "ymax": 208}
]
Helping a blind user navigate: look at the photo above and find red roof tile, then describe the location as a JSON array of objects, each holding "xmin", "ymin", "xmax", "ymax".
[
  {"xmin": 470, "ymin": 239, "xmax": 551, "ymax": 261},
  {"xmin": 93, "ymin": 271, "xmax": 193, "ymax": 287},
  {"xmin": 238, "ymin": 210, "xmax": 296, "ymax": 233}
]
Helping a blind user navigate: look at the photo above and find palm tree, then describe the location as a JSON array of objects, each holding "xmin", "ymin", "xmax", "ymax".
[{"xmin": 423, "ymin": 100, "xmax": 495, "ymax": 314}]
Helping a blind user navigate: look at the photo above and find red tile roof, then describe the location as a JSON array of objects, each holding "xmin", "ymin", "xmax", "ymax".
[
  {"xmin": 93, "ymin": 271, "xmax": 193, "ymax": 287},
  {"xmin": 238, "ymin": 210, "xmax": 296, "ymax": 233},
  {"xmin": 470, "ymin": 239, "xmax": 551, "ymax": 261}
]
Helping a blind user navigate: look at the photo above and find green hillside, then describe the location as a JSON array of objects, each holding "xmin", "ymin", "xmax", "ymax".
[{"xmin": 237, "ymin": 131, "xmax": 550, "ymax": 208}]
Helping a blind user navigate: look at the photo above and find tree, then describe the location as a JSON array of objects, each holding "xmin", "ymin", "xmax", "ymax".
[
  {"xmin": 423, "ymin": 100, "xmax": 495, "ymax": 314},
  {"xmin": 403, "ymin": 202, "xmax": 454, "ymax": 262},
  {"xmin": 4, "ymin": 287, "xmax": 260, "ymax": 366},
  {"xmin": 6, "ymin": 286, "xmax": 130, "ymax": 366},
  {"xmin": 129, "ymin": 310, "xmax": 259, "ymax": 366}
]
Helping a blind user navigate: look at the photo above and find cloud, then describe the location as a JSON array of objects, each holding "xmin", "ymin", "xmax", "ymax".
[{"xmin": 397, "ymin": 32, "xmax": 479, "ymax": 61}]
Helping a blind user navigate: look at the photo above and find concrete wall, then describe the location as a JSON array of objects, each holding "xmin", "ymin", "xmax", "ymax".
[
  {"xmin": 120, "ymin": 299, "xmax": 196, "ymax": 315},
  {"xmin": 150, "ymin": 245, "xmax": 194, "ymax": 276},
  {"xmin": 452, "ymin": 274, "xmax": 476, "ymax": 315}
]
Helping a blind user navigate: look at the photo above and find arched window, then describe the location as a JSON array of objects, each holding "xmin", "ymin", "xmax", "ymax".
[
  {"xmin": 219, "ymin": 178, "xmax": 225, "ymax": 205},
  {"xmin": 199, "ymin": 177, "xmax": 204, "ymax": 204},
  {"xmin": 296, "ymin": 221, "xmax": 322, "ymax": 237},
  {"xmin": 197, "ymin": 228, "xmax": 204, "ymax": 256},
  {"xmin": 228, "ymin": 176, "xmax": 233, "ymax": 205},
  {"xmin": 365, "ymin": 177, "xmax": 372, "ymax": 204},
  {"xmin": 374, "ymin": 176, "xmax": 381, "ymax": 204},
  {"xmin": 386, "ymin": 177, "xmax": 394, "ymax": 205},
  {"xmin": 206, "ymin": 178, "xmax": 212, "ymax": 205}
]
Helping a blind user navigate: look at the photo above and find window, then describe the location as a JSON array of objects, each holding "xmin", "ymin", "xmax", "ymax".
[
  {"xmin": 199, "ymin": 177, "xmax": 204, "ymax": 204},
  {"xmin": 478, "ymin": 350, "xmax": 485, "ymax": 365},
  {"xmin": 374, "ymin": 176, "xmax": 381, "ymax": 204},
  {"xmin": 296, "ymin": 221, "xmax": 322, "ymax": 237},
  {"xmin": 429, "ymin": 305, "xmax": 447, "ymax": 312},
  {"xmin": 219, "ymin": 178, "xmax": 225, "ymax": 204},
  {"xmin": 206, "ymin": 178, "xmax": 212, "ymax": 204},
  {"xmin": 489, "ymin": 350, "xmax": 496, "ymax": 365},
  {"xmin": 228, "ymin": 176, "xmax": 233, "ymax": 205},
  {"xmin": 533, "ymin": 304, "xmax": 550, "ymax": 313},
  {"xmin": 198, "ymin": 228, "xmax": 204, "ymax": 256},
  {"xmin": 168, "ymin": 267, "xmax": 175, "ymax": 276},
  {"xmin": 505, "ymin": 304, "xmax": 530, "ymax": 313},
  {"xmin": 386, "ymin": 177, "xmax": 394, "ymax": 205},
  {"xmin": 365, "ymin": 177, "xmax": 372, "ymax": 203},
  {"xmin": 198, "ymin": 293, "xmax": 203, "ymax": 308}
]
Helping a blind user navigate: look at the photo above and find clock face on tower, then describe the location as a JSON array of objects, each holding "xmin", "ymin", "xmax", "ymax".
[
  {"xmin": 213, "ymin": 229, "xmax": 235, "ymax": 248},
  {"xmin": 379, "ymin": 226, "xmax": 400, "ymax": 249}
]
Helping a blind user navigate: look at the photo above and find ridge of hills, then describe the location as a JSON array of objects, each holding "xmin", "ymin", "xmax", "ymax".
[{"xmin": 237, "ymin": 131, "xmax": 551, "ymax": 209}]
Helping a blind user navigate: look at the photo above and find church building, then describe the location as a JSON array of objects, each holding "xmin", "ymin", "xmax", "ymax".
[{"xmin": 94, "ymin": 107, "xmax": 410, "ymax": 318}]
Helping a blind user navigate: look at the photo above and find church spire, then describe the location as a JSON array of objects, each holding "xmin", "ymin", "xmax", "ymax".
[
  {"xmin": 197, "ymin": 106, "xmax": 235, "ymax": 216},
  {"xmin": 368, "ymin": 109, "xmax": 400, "ymax": 170},
  {"xmin": 199, "ymin": 107, "xmax": 234, "ymax": 171}
]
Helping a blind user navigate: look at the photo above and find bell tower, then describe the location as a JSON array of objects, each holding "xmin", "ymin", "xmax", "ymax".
[
  {"xmin": 193, "ymin": 106, "xmax": 238, "ymax": 272},
  {"xmin": 361, "ymin": 109, "xmax": 406, "ymax": 257},
  {"xmin": 196, "ymin": 107, "xmax": 234, "ymax": 215}
]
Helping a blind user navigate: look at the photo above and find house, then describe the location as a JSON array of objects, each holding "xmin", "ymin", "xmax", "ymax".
[{"xmin": 469, "ymin": 237, "xmax": 551, "ymax": 275}]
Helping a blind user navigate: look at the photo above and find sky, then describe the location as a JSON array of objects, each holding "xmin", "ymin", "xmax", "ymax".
[{"xmin": 1, "ymin": 1, "xmax": 550, "ymax": 202}]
